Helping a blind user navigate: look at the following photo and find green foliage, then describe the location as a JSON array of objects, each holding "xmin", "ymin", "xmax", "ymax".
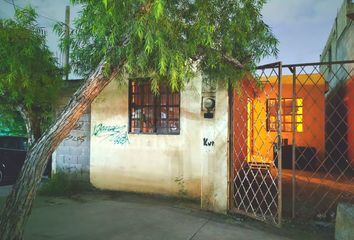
[
  {"xmin": 57, "ymin": 0, "xmax": 277, "ymax": 92},
  {"xmin": 0, "ymin": 111, "xmax": 26, "ymax": 136},
  {"xmin": 0, "ymin": 6, "xmax": 62, "ymax": 135},
  {"xmin": 38, "ymin": 172, "xmax": 92, "ymax": 196}
]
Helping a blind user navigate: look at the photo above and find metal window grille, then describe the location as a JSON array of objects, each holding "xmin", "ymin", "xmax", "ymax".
[
  {"xmin": 267, "ymin": 98, "xmax": 303, "ymax": 132},
  {"xmin": 129, "ymin": 80, "xmax": 180, "ymax": 134}
]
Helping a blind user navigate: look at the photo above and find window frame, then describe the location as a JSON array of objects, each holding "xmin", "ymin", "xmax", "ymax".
[
  {"xmin": 266, "ymin": 98, "xmax": 303, "ymax": 133},
  {"xmin": 128, "ymin": 79, "xmax": 181, "ymax": 135}
]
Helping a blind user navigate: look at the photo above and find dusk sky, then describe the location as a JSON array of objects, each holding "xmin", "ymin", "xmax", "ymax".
[{"xmin": 0, "ymin": 0, "xmax": 344, "ymax": 69}]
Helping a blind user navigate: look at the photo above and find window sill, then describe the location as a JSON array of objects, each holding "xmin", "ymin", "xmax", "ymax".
[{"xmin": 128, "ymin": 132, "xmax": 180, "ymax": 136}]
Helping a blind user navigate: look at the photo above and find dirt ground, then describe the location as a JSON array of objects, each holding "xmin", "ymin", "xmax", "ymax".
[{"xmin": 0, "ymin": 188, "xmax": 334, "ymax": 240}]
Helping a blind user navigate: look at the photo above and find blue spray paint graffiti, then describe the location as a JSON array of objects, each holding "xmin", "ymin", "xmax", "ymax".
[{"xmin": 93, "ymin": 124, "xmax": 129, "ymax": 145}]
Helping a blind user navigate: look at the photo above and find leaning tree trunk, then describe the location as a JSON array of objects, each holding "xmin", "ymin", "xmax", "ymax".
[{"xmin": 0, "ymin": 59, "xmax": 125, "ymax": 239}]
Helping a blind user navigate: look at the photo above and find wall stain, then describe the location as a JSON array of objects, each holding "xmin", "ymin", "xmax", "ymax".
[{"xmin": 175, "ymin": 175, "xmax": 187, "ymax": 198}]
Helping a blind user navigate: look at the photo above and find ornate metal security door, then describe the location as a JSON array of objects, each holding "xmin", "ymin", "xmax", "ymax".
[{"xmin": 230, "ymin": 62, "xmax": 283, "ymax": 226}]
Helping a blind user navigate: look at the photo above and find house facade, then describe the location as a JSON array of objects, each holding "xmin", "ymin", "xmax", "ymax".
[
  {"xmin": 52, "ymin": 71, "xmax": 329, "ymax": 215},
  {"xmin": 51, "ymin": 0, "xmax": 353, "ymax": 219},
  {"xmin": 53, "ymin": 74, "xmax": 231, "ymax": 213},
  {"xmin": 90, "ymin": 75, "xmax": 229, "ymax": 212}
]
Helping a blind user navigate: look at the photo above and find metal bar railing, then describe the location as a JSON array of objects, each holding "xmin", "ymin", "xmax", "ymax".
[
  {"xmin": 291, "ymin": 66, "xmax": 297, "ymax": 219},
  {"xmin": 257, "ymin": 60, "xmax": 354, "ymax": 69},
  {"xmin": 277, "ymin": 62, "xmax": 283, "ymax": 227}
]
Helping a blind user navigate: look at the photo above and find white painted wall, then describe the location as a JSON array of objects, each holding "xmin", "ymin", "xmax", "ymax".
[{"xmin": 90, "ymin": 75, "xmax": 229, "ymax": 213}]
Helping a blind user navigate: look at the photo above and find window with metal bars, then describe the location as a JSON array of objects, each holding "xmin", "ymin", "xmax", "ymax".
[
  {"xmin": 267, "ymin": 98, "xmax": 303, "ymax": 132},
  {"xmin": 128, "ymin": 80, "xmax": 180, "ymax": 134}
]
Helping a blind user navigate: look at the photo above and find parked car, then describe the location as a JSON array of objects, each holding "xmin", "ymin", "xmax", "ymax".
[{"xmin": 0, "ymin": 136, "xmax": 27, "ymax": 185}]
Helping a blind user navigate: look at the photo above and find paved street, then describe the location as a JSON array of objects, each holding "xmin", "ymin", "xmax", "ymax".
[
  {"xmin": 0, "ymin": 187, "xmax": 330, "ymax": 240},
  {"xmin": 0, "ymin": 184, "xmax": 12, "ymax": 197}
]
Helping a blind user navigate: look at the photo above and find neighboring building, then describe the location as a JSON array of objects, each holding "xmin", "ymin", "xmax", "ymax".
[
  {"xmin": 234, "ymin": 74, "xmax": 327, "ymax": 171},
  {"xmin": 320, "ymin": 0, "xmax": 354, "ymax": 88},
  {"xmin": 320, "ymin": 0, "xmax": 354, "ymax": 168}
]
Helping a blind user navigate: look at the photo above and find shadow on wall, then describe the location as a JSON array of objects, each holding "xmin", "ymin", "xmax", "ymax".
[{"xmin": 325, "ymin": 77, "xmax": 354, "ymax": 172}]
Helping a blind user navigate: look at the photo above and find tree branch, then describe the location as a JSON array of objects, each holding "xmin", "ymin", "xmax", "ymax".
[
  {"xmin": 16, "ymin": 105, "xmax": 35, "ymax": 146},
  {"xmin": 220, "ymin": 52, "xmax": 244, "ymax": 69},
  {"xmin": 196, "ymin": 46, "xmax": 244, "ymax": 69}
]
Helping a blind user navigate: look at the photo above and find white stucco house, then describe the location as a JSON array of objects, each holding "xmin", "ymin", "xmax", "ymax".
[{"xmin": 53, "ymin": 73, "xmax": 231, "ymax": 213}]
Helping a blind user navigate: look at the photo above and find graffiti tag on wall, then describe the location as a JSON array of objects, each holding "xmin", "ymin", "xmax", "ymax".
[
  {"xmin": 73, "ymin": 122, "xmax": 84, "ymax": 130},
  {"xmin": 203, "ymin": 138, "xmax": 215, "ymax": 146},
  {"xmin": 65, "ymin": 135, "xmax": 86, "ymax": 143},
  {"xmin": 93, "ymin": 123, "xmax": 129, "ymax": 145},
  {"xmin": 65, "ymin": 121, "xmax": 86, "ymax": 144}
]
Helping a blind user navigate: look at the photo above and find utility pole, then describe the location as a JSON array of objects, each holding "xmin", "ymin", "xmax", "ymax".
[{"xmin": 64, "ymin": 5, "xmax": 70, "ymax": 81}]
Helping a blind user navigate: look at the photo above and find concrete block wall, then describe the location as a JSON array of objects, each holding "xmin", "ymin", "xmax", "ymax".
[
  {"xmin": 52, "ymin": 111, "xmax": 91, "ymax": 180},
  {"xmin": 320, "ymin": 0, "xmax": 354, "ymax": 89}
]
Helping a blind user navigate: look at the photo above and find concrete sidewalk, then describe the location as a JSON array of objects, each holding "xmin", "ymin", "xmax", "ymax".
[
  {"xmin": 0, "ymin": 185, "xmax": 12, "ymax": 197},
  {"xmin": 0, "ymin": 188, "xmax": 330, "ymax": 240},
  {"xmin": 24, "ymin": 196, "xmax": 287, "ymax": 240}
]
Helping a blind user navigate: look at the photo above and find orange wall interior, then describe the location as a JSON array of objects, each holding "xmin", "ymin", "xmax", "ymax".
[
  {"xmin": 345, "ymin": 77, "xmax": 354, "ymax": 166},
  {"xmin": 233, "ymin": 74, "xmax": 326, "ymax": 168}
]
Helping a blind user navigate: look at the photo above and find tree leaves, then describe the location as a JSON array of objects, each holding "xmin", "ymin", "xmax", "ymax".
[
  {"xmin": 66, "ymin": 0, "xmax": 278, "ymax": 91},
  {"xmin": 153, "ymin": 0, "xmax": 164, "ymax": 20},
  {"xmin": 102, "ymin": 0, "xmax": 108, "ymax": 9},
  {"xmin": 0, "ymin": 111, "xmax": 26, "ymax": 137},
  {"xmin": 144, "ymin": 31, "xmax": 154, "ymax": 54},
  {"xmin": 0, "ymin": 6, "xmax": 62, "ymax": 135}
]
